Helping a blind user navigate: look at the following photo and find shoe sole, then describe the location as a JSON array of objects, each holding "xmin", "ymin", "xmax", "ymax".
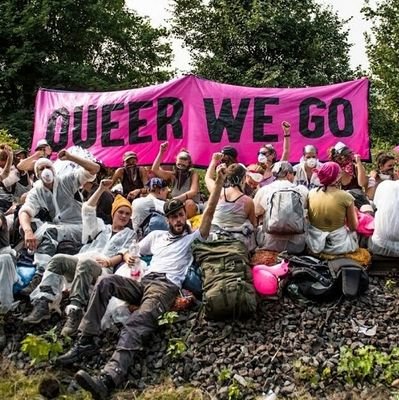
[
  {"xmin": 22, "ymin": 314, "xmax": 50, "ymax": 324},
  {"xmin": 75, "ymin": 370, "xmax": 107, "ymax": 400},
  {"xmin": 56, "ymin": 347, "xmax": 98, "ymax": 367}
]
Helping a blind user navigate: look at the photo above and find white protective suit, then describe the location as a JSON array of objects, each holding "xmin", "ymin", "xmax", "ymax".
[
  {"xmin": 369, "ymin": 180, "xmax": 399, "ymax": 257},
  {"xmin": 30, "ymin": 202, "xmax": 135, "ymax": 305},
  {"xmin": 0, "ymin": 246, "xmax": 18, "ymax": 313}
]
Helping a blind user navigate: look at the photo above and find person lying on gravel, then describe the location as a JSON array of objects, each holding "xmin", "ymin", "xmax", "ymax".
[
  {"xmin": 55, "ymin": 165, "xmax": 227, "ymax": 400},
  {"xmin": 23, "ymin": 179, "xmax": 134, "ymax": 337},
  {"xmin": 18, "ymin": 151, "xmax": 100, "ymax": 297}
]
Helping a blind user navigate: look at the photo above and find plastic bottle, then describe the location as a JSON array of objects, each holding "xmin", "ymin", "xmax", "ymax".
[{"xmin": 128, "ymin": 240, "xmax": 141, "ymax": 279}]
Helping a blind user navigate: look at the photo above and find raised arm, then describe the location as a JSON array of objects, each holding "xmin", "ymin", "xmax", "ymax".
[
  {"xmin": 354, "ymin": 154, "xmax": 368, "ymax": 189},
  {"xmin": 205, "ymin": 152, "xmax": 222, "ymax": 193},
  {"xmin": 199, "ymin": 164, "xmax": 226, "ymax": 239},
  {"xmin": 0, "ymin": 146, "xmax": 13, "ymax": 181},
  {"xmin": 151, "ymin": 142, "xmax": 175, "ymax": 181},
  {"xmin": 280, "ymin": 121, "xmax": 291, "ymax": 161},
  {"xmin": 58, "ymin": 149, "xmax": 100, "ymax": 176},
  {"xmin": 87, "ymin": 179, "xmax": 113, "ymax": 208}
]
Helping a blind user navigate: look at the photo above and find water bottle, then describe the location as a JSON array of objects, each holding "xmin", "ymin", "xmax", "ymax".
[{"xmin": 128, "ymin": 240, "xmax": 141, "ymax": 279}]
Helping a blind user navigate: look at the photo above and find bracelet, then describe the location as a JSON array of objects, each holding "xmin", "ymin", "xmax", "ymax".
[{"xmin": 284, "ymin": 135, "xmax": 290, "ymax": 138}]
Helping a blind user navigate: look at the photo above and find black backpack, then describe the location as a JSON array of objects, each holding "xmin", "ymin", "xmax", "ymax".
[{"xmin": 285, "ymin": 256, "xmax": 368, "ymax": 302}]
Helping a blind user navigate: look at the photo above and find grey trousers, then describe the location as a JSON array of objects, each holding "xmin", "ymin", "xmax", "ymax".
[
  {"xmin": 32, "ymin": 254, "xmax": 110, "ymax": 308},
  {"xmin": 78, "ymin": 273, "xmax": 179, "ymax": 386}
]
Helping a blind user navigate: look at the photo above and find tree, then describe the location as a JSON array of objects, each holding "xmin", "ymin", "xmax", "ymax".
[
  {"xmin": 363, "ymin": 0, "xmax": 399, "ymax": 143},
  {"xmin": 0, "ymin": 0, "xmax": 173, "ymax": 147},
  {"xmin": 171, "ymin": 0, "xmax": 353, "ymax": 88}
]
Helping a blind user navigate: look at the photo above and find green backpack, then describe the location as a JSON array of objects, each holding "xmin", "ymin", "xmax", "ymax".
[{"xmin": 192, "ymin": 239, "xmax": 257, "ymax": 320}]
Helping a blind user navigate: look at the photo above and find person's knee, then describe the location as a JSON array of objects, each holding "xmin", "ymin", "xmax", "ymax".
[
  {"xmin": 46, "ymin": 254, "xmax": 67, "ymax": 274},
  {"xmin": 76, "ymin": 259, "xmax": 101, "ymax": 276}
]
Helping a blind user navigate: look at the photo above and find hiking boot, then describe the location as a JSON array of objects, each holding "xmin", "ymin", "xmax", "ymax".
[
  {"xmin": 61, "ymin": 307, "xmax": 83, "ymax": 337},
  {"xmin": 0, "ymin": 316, "xmax": 6, "ymax": 350},
  {"xmin": 19, "ymin": 274, "xmax": 42, "ymax": 297},
  {"xmin": 75, "ymin": 370, "xmax": 114, "ymax": 400},
  {"xmin": 23, "ymin": 299, "xmax": 50, "ymax": 324},
  {"xmin": 56, "ymin": 336, "xmax": 98, "ymax": 366}
]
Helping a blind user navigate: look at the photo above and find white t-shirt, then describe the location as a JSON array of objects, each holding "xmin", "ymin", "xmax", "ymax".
[
  {"xmin": 254, "ymin": 179, "xmax": 309, "ymax": 217},
  {"xmin": 139, "ymin": 229, "xmax": 204, "ymax": 287},
  {"xmin": 132, "ymin": 194, "xmax": 165, "ymax": 232}
]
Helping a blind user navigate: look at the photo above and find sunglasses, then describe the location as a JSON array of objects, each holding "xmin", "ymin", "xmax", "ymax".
[{"xmin": 258, "ymin": 151, "xmax": 272, "ymax": 156}]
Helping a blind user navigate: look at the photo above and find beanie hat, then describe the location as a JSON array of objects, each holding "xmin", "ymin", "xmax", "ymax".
[
  {"xmin": 111, "ymin": 194, "xmax": 132, "ymax": 217},
  {"xmin": 317, "ymin": 162, "xmax": 341, "ymax": 186},
  {"xmin": 34, "ymin": 158, "xmax": 53, "ymax": 179}
]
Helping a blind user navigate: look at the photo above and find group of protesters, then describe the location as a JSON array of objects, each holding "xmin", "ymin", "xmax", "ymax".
[{"xmin": 0, "ymin": 121, "xmax": 398, "ymax": 399}]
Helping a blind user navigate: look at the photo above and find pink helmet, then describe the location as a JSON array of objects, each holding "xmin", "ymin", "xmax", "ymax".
[{"xmin": 252, "ymin": 266, "xmax": 279, "ymax": 296}]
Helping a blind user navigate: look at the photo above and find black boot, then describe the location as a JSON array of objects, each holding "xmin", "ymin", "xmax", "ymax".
[
  {"xmin": 75, "ymin": 370, "xmax": 114, "ymax": 400},
  {"xmin": 56, "ymin": 335, "xmax": 98, "ymax": 366}
]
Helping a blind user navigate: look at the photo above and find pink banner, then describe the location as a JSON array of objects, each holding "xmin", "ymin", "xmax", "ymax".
[{"xmin": 33, "ymin": 75, "xmax": 370, "ymax": 168}]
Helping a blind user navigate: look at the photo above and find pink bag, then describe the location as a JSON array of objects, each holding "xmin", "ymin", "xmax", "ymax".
[{"xmin": 356, "ymin": 211, "xmax": 374, "ymax": 237}]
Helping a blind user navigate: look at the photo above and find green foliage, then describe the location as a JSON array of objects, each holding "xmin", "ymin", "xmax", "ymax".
[
  {"xmin": 0, "ymin": 129, "xmax": 19, "ymax": 149},
  {"xmin": 0, "ymin": 0, "xmax": 173, "ymax": 145},
  {"xmin": 293, "ymin": 360, "xmax": 320, "ymax": 386},
  {"xmin": 385, "ymin": 279, "xmax": 397, "ymax": 292},
  {"xmin": 218, "ymin": 368, "xmax": 232, "ymax": 384},
  {"xmin": 21, "ymin": 327, "xmax": 65, "ymax": 365},
  {"xmin": 172, "ymin": 0, "xmax": 353, "ymax": 87},
  {"xmin": 228, "ymin": 382, "xmax": 242, "ymax": 400},
  {"xmin": 338, "ymin": 345, "xmax": 399, "ymax": 384},
  {"xmin": 158, "ymin": 311, "xmax": 179, "ymax": 326},
  {"xmin": 166, "ymin": 338, "xmax": 187, "ymax": 359}
]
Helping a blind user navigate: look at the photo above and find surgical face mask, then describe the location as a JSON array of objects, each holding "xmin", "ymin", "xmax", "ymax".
[
  {"xmin": 305, "ymin": 158, "xmax": 317, "ymax": 168},
  {"xmin": 258, "ymin": 154, "xmax": 267, "ymax": 164},
  {"xmin": 40, "ymin": 168, "xmax": 54, "ymax": 184},
  {"xmin": 176, "ymin": 163, "xmax": 189, "ymax": 170},
  {"xmin": 379, "ymin": 173, "xmax": 392, "ymax": 181}
]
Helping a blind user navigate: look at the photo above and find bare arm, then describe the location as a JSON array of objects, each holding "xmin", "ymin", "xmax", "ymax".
[
  {"xmin": 199, "ymin": 165, "xmax": 226, "ymax": 239},
  {"xmin": 354, "ymin": 155, "xmax": 368, "ymax": 189},
  {"xmin": 366, "ymin": 170, "xmax": 378, "ymax": 201},
  {"xmin": 139, "ymin": 167, "xmax": 148, "ymax": 186},
  {"xmin": 111, "ymin": 168, "xmax": 124, "ymax": 187},
  {"xmin": 280, "ymin": 121, "xmax": 291, "ymax": 161},
  {"xmin": 0, "ymin": 147, "xmax": 13, "ymax": 181},
  {"xmin": 87, "ymin": 179, "xmax": 112, "ymax": 208},
  {"xmin": 58, "ymin": 149, "xmax": 100, "ymax": 175},
  {"xmin": 152, "ymin": 142, "xmax": 175, "ymax": 181},
  {"xmin": 205, "ymin": 152, "xmax": 223, "ymax": 193},
  {"xmin": 17, "ymin": 150, "xmax": 43, "ymax": 172},
  {"xmin": 19, "ymin": 210, "xmax": 38, "ymax": 250},
  {"xmin": 346, "ymin": 202, "xmax": 359, "ymax": 231},
  {"xmin": 244, "ymin": 198, "xmax": 257, "ymax": 227}
]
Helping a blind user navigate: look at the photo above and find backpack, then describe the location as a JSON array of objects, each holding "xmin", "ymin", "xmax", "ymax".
[
  {"xmin": 285, "ymin": 255, "xmax": 369, "ymax": 302},
  {"xmin": 139, "ymin": 209, "xmax": 168, "ymax": 238},
  {"xmin": 264, "ymin": 189, "xmax": 305, "ymax": 235},
  {"xmin": 192, "ymin": 239, "xmax": 257, "ymax": 320}
]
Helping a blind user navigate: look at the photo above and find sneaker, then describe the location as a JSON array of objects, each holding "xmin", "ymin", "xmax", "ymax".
[
  {"xmin": 56, "ymin": 336, "xmax": 98, "ymax": 366},
  {"xmin": 23, "ymin": 299, "xmax": 50, "ymax": 324},
  {"xmin": 61, "ymin": 308, "xmax": 83, "ymax": 337},
  {"xmin": 19, "ymin": 274, "xmax": 42, "ymax": 297},
  {"xmin": 75, "ymin": 370, "xmax": 114, "ymax": 400}
]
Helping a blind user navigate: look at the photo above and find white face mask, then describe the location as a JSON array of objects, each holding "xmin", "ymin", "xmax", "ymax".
[
  {"xmin": 305, "ymin": 158, "xmax": 317, "ymax": 168},
  {"xmin": 379, "ymin": 173, "xmax": 391, "ymax": 181},
  {"xmin": 41, "ymin": 168, "xmax": 54, "ymax": 184},
  {"xmin": 258, "ymin": 154, "xmax": 267, "ymax": 164}
]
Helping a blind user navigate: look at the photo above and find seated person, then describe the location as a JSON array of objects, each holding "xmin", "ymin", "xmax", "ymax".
[
  {"xmin": 307, "ymin": 162, "xmax": 359, "ymax": 255},
  {"xmin": 256, "ymin": 121, "xmax": 291, "ymax": 187},
  {"xmin": 132, "ymin": 177, "xmax": 169, "ymax": 239},
  {"xmin": 55, "ymin": 166, "xmax": 227, "ymax": 400},
  {"xmin": 244, "ymin": 165, "xmax": 263, "ymax": 197},
  {"xmin": 0, "ymin": 211, "xmax": 18, "ymax": 349},
  {"xmin": 23, "ymin": 180, "xmax": 134, "ymax": 337},
  {"xmin": 18, "ymin": 151, "xmax": 100, "ymax": 296},
  {"xmin": 111, "ymin": 151, "xmax": 147, "ymax": 201},
  {"xmin": 293, "ymin": 144, "xmax": 322, "ymax": 189},
  {"xmin": 206, "ymin": 158, "xmax": 256, "ymax": 251},
  {"xmin": 152, "ymin": 142, "xmax": 200, "ymax": 219},
  {"xmin": 16, "ymin": 139, "xmax": 52, "ymax": 173},
  {"xmin": 254, "ymin": 161, "xmax": 308, "ymax": 254},
  {"xmin": 369, "ymin": 180, "xmax": 399, "ymax": 257},
  {"xmin": 367, "ymin": 152, "xmax": 397, "ymax": 201}
]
